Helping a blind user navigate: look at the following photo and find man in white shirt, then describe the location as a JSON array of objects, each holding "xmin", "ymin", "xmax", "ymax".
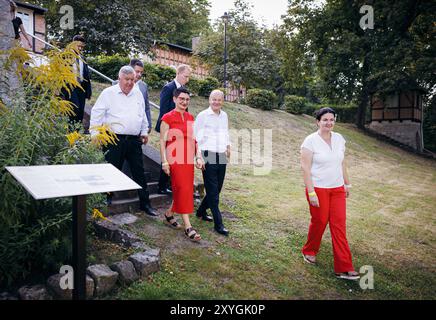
[
  {"xmin": 90, "ymin": 66, "xmax": 158, "ymax": 216},
  {"xmin": 194, "ymin": 90, "xmax": 231, "ymax": 236}
]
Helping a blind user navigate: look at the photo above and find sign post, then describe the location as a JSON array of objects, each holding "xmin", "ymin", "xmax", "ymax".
[{"xmin": 6, "ymin": 164, "xmax": 141, "ymax": 300}]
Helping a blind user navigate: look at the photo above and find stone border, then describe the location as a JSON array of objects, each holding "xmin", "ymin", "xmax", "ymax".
[{"xmin": 1, "ymin": 215, "xmax": 161, "ymax": 300}]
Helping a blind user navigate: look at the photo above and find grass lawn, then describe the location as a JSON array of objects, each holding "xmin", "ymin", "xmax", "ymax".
[{"xmin": 91, "ymin": 83, "xmax": 436, "ymax": 299}]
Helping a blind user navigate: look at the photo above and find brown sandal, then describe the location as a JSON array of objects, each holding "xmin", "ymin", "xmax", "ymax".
[
  {"xmin": 185, "ymin": 227, "xmax": 201, "ymax": 242},
  {"xmin": 164, "ymin": 212, "xmax": 182, "ymax": 229}
]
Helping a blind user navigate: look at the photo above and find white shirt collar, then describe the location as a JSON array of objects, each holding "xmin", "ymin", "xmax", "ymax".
[
  {"xmin": 206, "ymin": 106, "xmax": 221, "ymax": 116},
  {"xmin": 174, "ymin": 78, "xmax": 182, "ymax": 88},
  {"xmin": 116, "ymin": 84, "xmax": 134, "ymax": 97}
]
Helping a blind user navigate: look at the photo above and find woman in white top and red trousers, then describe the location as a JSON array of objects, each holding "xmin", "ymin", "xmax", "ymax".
[{"xmin": 300, "ymin": 107, "xmax": 360, "ymax": 280}]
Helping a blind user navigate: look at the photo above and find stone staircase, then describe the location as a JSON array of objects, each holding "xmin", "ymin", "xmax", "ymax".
[
  {"xmin": 108, "ymin": 144, "xmax": 169, "ymax": 214},
  {"xmin": 84, "ymin": 102, "xmax": 204, "ymax": 216}
]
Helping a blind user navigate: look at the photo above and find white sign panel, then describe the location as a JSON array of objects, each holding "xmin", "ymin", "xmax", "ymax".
[{"xmin": 6, "ymin": 164, "xmax": 141, "ymax": 200}]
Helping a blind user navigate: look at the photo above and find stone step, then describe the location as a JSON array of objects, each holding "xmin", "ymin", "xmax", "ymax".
[
  {"xmin": 108, "ymin": 193, "xmax": 170, "ymax": 214},
  {"xmin": 112, "ymin": 181, "xmax": 160, "ymax": 200}
]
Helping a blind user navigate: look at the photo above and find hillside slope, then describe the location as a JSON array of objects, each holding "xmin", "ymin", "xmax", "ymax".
[{"xmin": 92, "ymin": 85, "xmax": 436, "ymax": 299}]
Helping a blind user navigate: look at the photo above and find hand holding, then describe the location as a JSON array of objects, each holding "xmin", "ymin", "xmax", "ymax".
[{"xmin": 309, "ymin": 193, "xmax": 320, "ymax": 207}]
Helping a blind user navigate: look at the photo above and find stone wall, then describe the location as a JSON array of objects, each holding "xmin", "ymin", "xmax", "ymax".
[
  {"xmin": 368, "ymin": 120, "xmax": 423, "ymax": 151},
  {"xmin": 0, "ymin": 0, "xmax": 20, "ymax": 105}
]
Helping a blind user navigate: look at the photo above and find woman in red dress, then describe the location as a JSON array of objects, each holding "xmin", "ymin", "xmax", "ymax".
[{"xmin": 159, "ymin": 87, "xmax": 204, "ymax": 241}]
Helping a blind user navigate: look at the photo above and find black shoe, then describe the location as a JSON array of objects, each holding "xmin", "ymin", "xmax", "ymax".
[
  {"xmin": 158, "ymin": 188, "xmax": 172, "ymax": 195},
  {"xmin": 140, "ymin": 204, "xmax": 158, "ymax": 216},
  {"xmin": 196, "ymin": 210, "xmax": 213, "ymax": 222},
  {"xmin": 214, "ymin": 226, "xmax": 229, "ymax": 236},
  {"xmin": 197, "ymin": 214, "xmax": 213, "ymax": 222}
]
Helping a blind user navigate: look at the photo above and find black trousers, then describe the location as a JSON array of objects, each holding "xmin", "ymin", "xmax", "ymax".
[
  {"xmin": 104, "ymin": 135, "xmax": 150, "ymax": 207},
  {"xmin": 68, "ymin": 86, "xmax": 86, "ymax": 124},
  {"xmin": 158, "ymin": 166, "xmax": 170, "ymax": 191},
  {"xmin": 197, "ymin": 151, "xmax": 227, "ymax": 229}
]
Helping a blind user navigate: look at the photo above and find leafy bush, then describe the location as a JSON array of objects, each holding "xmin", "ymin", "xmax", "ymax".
[
  {"xmin": 246, "ymin": 89, "xmax": 277, "ymax": 110},
  {"xmin": 315, "ymin": 103, "xmax": 357, "ymax": 123},
  {"xmin": 87, "ymin": 54, "xmax": 130, "ymax": 81},
  {"xmin": 87, "ymin": 55, "xmax": 177, "ymax": 89},
  {"xmin": 283, "ymin": 95, "xmax": 309, "ymax": 114},
  {"xmin": 198, "ymin": 77, "xmax": 220, "ymax": 97},
  {"xmin": 0, "ymin": 45, "xmax": 106, "ymax": 287},
  {"xmin": 186, "ymin": 77, "xmax": 201, "ymax": 95},
  {"xmin": 143, "ymin": 64, "xmax": 176, "ymax": 89}
]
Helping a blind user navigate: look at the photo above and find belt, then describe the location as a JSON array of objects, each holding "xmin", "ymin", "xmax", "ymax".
[{"xmin": 116, "ymin": 134, "xmax": 140, "ymax": 140}]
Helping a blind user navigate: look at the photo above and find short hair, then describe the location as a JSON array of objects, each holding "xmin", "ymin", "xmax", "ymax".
[
  {"xmin": 173, "ymin": 87, "xmax": 190, "ymax": 98},
  {"xmin": 176, "ymin": 64, "xmax": 191, "ymax": 74},
  {"xmin": 315, "ymin": 107, "xmax": 336, "ymax": 121},
  {"xmin": 209, "ymin": 89, "xmax": 224, "ymax": 99},
  {"xmin": 129, "ymin": 59, "xmax": 144, "ymax": 68},
  {"xmin": 118, "ymin": 65, "xmax": 135, "ymax": 78},
  {"xmin": 73, "ymin": 35, "xmax": 85, "ymax": 43}
]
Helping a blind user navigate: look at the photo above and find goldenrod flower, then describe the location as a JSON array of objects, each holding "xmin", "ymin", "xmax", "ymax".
[
  {"xmin": 90, "ymin": 124, "xmax": 119, "ymax": 147},
  {"xmin": 92, "ymin": 208, "xmax": 109, "ymax": 221},
  {"xmin": 50, "ymin": 97, "xmax": 75, "ymax": 116},
  {"xmin": 66, "ymin": 131, "xmax": 83, "ymax": 147}
]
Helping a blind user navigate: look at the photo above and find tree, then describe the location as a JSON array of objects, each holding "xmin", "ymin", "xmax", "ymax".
[
  {"xmin": 27, "ymin": 0, "xmax": 211, "ymax": 54},
  {"xmin": 149, "ymin": 0, "xmax": 211, "ymax": 48},
  {"xmin": 277, "ymin": 0, "xmax": 436, "ymax": 128},
  {"xmin": 194, "ymin": 0, "xmax": 283, "ymax": 94}
]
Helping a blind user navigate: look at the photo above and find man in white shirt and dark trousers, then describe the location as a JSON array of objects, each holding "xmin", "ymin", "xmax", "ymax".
[
  {"xmin": 90, "ymin": 66, "xmax": 158, "ymax": 216},
  {"xmin": 194, "ymin": 90, "xmax": 231, "ymax": 236}
]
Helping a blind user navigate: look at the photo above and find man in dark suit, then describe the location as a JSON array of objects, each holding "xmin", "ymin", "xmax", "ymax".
[
  {"xmin": 155, "ymin": 64, "xmax": 191, "ymax": 194},
  {"xmin": 63, "ymin": 35, "xmax": 92, "ymax": 127}
]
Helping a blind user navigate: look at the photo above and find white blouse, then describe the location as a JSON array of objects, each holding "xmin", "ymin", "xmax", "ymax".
[{"xmin": 301, "ymin": 131, "xmax": 346, "ymax": 188}]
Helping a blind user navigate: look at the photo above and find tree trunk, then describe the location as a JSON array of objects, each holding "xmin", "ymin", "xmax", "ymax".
[
  {"xmin": 356, "ymin": 56, "xmax": 370, "ymax": 129},
  {"xmin": 356, "ymin": 87, "xmax": 369, "ymax": 129},
  {"xmin": 0, "ymin": 0, "xmax": 20, "ymax": 105}
]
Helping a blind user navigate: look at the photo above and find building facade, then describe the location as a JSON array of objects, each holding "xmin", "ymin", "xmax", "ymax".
[{"xmin": 15, "ymin": 1, "xmax": 47, "ymax": 54}]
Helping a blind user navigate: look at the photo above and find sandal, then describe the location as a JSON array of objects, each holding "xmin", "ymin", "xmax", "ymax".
[
  {"xmin": 302, "ymin": 253, "xmax": 316, "ymax": 265},
  {"xmin": 164, "ymin": 212, "xmax": 182, "ymax": 229},
  {"xmin": 185, "ymin": 227, "xmax": 201, "ymax": 242},
  {"xmin": 335, "ymin": 271, "xmax": 360, "ymax": 280}
]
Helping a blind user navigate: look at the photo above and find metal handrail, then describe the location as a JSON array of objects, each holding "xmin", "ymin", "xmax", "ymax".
[{"xmin": 26, "ymin": 34, "xmax": 160, "ymax": 109}]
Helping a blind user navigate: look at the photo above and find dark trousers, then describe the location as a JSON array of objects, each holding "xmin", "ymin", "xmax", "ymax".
[
  {"xmin": 197, "ymin": 151, "xmax": 227, "ymax": 229},
  {"xmin": 104, "ymin": 135, "xmax": 150, "ymax": 207},
  {"xmin": 158, "ymin": 166, "xmax": 170, "ymax": 191},
  {"xmin": 68, "ymin": 86, "xmax": 86, "ymax": 124}
]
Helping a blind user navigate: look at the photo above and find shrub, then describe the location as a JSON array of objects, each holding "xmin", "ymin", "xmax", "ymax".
[
  {"xmin": 283, "ymin": 95, "xmax": 309, "ymax": 114},
  {"xmin": 87, "ymin": 54, "xmax": 130, "ymax": 81},
  {"xmin": 0, "ymin": 45, "xmax": 106, "ymax": 287},
  {"xmin": 246, "ymin": 89, "xmax": 277, "ymax": 110},
  {"xmin": 314, "ymin": 103, "xmax": 358, "ymax": 123},
  {"xmin": 87, "ymin": 55, "xmax": 176, "ymax": 89},
  {"xmin": 186, "ymin": 77, "xmax": 201, "ymax": 95},
  {"xmin": 198, "ymin": 77, "xmax": 221, "ymax": 97}
]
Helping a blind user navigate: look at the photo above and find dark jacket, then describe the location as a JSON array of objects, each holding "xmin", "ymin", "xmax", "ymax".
[{"xmin": 155, "ymin": 80, "xmax": 177, "ymax": 132}]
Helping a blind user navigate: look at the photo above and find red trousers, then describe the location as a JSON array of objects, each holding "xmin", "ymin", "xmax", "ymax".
[{"xmin": 302, "ymin": 186, "xmax": 355, "ymax": 273}]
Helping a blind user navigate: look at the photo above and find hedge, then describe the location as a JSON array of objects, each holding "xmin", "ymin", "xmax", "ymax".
[
  {"xmin": 87, "ymin": 55, "xmax": 176, "ymax": 89},
  {"xmin": 246, "ymin": 89, "xmax": 277, "ymax": 110},
  {"xmin": 283, "ymin": 95, "xmax": 309, "ymax": 114}
]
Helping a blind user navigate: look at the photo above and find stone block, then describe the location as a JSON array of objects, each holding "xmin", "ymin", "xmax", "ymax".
[
  {"xmin": 46, "ymin": 273, "xmax": 94, "ymax": 300},
  {"xmin": 0, "ymin": 292, "xmax": 18, "ymax": 300},
  {"xmin": 18, "ymin": 285, "xmax": 52, "ymax": 300},
  {"xmin": 128, "ymin": 250, "xmax": 160, "ymax": 277},
  {"xmin": 110, "ymin": 261, "xmax": 139, "ymax": 285},
  {"xmin": 86, "ymin": 264, "xmax": 118, "ymax": 296}
]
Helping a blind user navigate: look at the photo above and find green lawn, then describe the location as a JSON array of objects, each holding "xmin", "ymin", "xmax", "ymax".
[{"xmin": 91, "ymin": 83, "xmax": 436, "ymax": 300}]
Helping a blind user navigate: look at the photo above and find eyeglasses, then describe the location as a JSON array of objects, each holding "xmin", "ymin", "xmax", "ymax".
[{"xmin": 177, "ymin": 97, "xmax": 190, "ymax": 102}]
